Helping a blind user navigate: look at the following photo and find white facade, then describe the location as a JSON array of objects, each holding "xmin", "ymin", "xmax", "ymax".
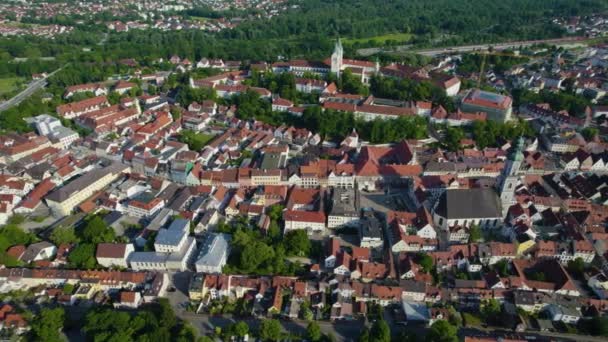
[
  {"xmin": 96, "ymin": 244, "xmax": 134, "ymax": 268},
  {"xmin": 284, "ymin": 220, "xmax": 325, "ymax": 233},
  {"xmin": 126, "ymin": 199, "xmax": 165, "ymax": 219}
]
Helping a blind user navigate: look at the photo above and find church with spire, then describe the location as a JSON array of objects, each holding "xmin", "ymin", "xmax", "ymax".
[
  {"xmin": 329, "ymin": 39, "xmax": 378, "ymax": 82},
  {"xmin": 330, "ymin": 38, "xmax": 344, "ymax": 76},
  {"xmin": 497, "ymin": 136, "xmax": 525, "ymax": 217}
]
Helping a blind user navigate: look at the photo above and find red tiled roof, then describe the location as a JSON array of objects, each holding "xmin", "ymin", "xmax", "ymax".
[
  {"xmin": 6, "ymin": 245, "xmax": 25, "ymax": 260},
  {"xmin": 283, "ymin": 210, "xmax": 326, "ymax": 224},
  {"xmin": 56, "ymin": 96, "xmax": 108, "ymax": 117}
]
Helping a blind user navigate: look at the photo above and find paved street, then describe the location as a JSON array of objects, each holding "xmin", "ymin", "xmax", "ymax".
[{"xmin": 459, "ymin": 326, "xmax": 608, "ymax": 342}]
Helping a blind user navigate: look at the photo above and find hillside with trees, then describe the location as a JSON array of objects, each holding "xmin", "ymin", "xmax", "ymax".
[{"xmin": 0, "ymin": 0, "xmax": 605, "ymax": 63}]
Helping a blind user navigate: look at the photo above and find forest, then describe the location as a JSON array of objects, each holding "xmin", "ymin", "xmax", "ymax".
[{"xmin": 0, "ymin": 0, "xmax": 605, "ymax": 64}]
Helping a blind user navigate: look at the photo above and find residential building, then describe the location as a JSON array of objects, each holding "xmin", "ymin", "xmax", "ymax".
[
  {"xmin": 46, "ymin": 163, "xmax": 129, "ymax": 216},
  {"xmin": 96, "ymin": 243, "xmax": 134, "ymax": 268},
  {"xmin": 194, "ymin": 233, "xmax": 231, "ymax": 273},
  {"xmin": 460, "ymin": 89, "xmax": 513, "ymax": 123}
]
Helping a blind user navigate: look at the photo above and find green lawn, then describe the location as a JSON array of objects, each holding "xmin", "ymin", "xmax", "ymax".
[
  {"xmin": 344, "ymin": 32, "xmax": 413, "ymax": 45},
  {"xmin": 178, "ymin": 130, "xmax": 216, "ymax": 151},
  {"xmin": 0, "ymin": 77, "xmax": 23, "ymax": 95},
  {"xmin": 462, "ymin": 312, "xmax": 483, "ymax": 327}
]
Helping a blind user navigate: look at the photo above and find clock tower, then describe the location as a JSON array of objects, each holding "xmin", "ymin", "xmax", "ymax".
[
  {"xmin": 498, "ymin": 136, "xmax": 524, "ymax": 217},
  {"xmin": 331, "ymin": 38, "xmax": 343, "ymax": 77}
]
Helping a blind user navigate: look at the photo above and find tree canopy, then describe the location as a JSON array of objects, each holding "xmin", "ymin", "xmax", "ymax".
[
  {"xmin": 426, "ymin": 320, "xmax": 458, "ymax": 342},
  {"xmin": 29, "ymin": 307, "xmax": 65, "ymax": 342},
  {"xmin": 258, "ymin": 319, "xmax": 282, "ymax": 341},
  {"xmin": 81, "ymin": 215, "xmax": 116, "ymax": 244},
  {"xmin": 83, "ymin": 299, "xmax": 198, "ymax": 342}
]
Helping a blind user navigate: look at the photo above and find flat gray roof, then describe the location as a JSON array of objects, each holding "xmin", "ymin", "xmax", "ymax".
[
  {"xmin": 155, "ymin": 228, "xmax": 186, "ymax": 247},
  {"xmin": 168, "ymin": 218, "xmax": 190, "ymax": 232},
  {"xmin": 330, "ymin": 188, "xmax": 359, "ymax": 217},
  {"xmin": 434, "ymin": 188, "xmax": 501, "ymax": 220},
  {"xmin": 129, "ymin": 252, "xmax": 168, "ymax": 264},
  {"xmin": 195, "ymin": 233, "xmax": 230, "ymax": 268},
  {"xmin": 46, "ymin": 163, "xmax": 127, "ymax": 202}
]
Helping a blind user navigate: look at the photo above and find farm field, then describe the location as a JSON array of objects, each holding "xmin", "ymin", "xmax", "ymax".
[
  {"xmin": 344, "ymin": 32, "xmax": 413, "ymax": 45},
  {"xmin": 0, "ymin": 77, "xmax": 24, "ymax": 95}
]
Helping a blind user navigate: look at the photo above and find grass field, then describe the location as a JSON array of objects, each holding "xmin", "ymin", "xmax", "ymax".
[
  {"xmin": 0, "ymin": 77, "xmax": 23, "ymax": 95},
  {"xmin": 462, "ymin": 312, "xmax": 483, "ymax": 327},
  {"xmin": 178, "ymin": 130, "xmax": 216, "ymax": 151},
  {"xmin": 189, "ymin": 16, "xmax": 208, "ymax": 23},
  {"xmin": 344, "ymin": 32, "xmax": 413, "ymax": 45}
]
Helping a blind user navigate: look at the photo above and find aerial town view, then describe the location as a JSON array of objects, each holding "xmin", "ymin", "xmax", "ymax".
[{"xmin": 3, "ymin": 0, "xmax": 608, "ymax": 341}]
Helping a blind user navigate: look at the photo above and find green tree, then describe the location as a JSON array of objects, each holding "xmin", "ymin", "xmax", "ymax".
[
  {"xmin": 84, "ymin": 308, "xmax": 133, "ymax": 340},
  {"xmin": 8, "ymin": 215, "xmax": 25, "ymax": 225},
  {"xmin": 267, "ymin": 204, "xmax": 284, "ymax": 222},
  {"xmin": 157, "ymin": 298, "xmax": 177, "ymax": 329},
  {"xmin": 238, "ymin": 240, "xmax": 275, "ymax": 274},
  {"xmin": 416, "ymin": 252, "xmax": 433, "ymax": 273},
  {"xmin": 233, "ymin": 321, "xmax": 249, "ymax": 337},
  {"xmin": 68, "ymin": 243, "xmax": 97, "ymax": 269},
  {"xmin": 579, "ymin": 316, "xmax": 608, "ymax": 336},
  {"xmin": 493, "ymin": 259, "xmax": 509, "ymax": 277},
  {"xmin": 582, "ymin": 127, "xmax": 599, "ymax": 141},
  {"xmin": 170, "ymin": 106, "xmax": 182, "ymax": 121},
  {"xmin": 81, "ymin": 216, "xmax": 115, "ymax": 244},
  {"xmin": 369, "ymin": 319, "xmax": 390, "ymax": 342},
  {"xmin": 301, "ymin": 302, "xmax": 314, "ymax": 321},
  {"xmin": 0, "ymin": 224, "xmax": 37, "ymax": 252},
  {"xmin": 258, "ymin": 319, "xmax": 282, "ymax": 341},
  {"xmin": 442, "ymin": 126, "xmax": 465, "ymax": 151},
  {"xmin": 359, "ymin": 327, "xmax": 370, "ymax": 342},
  {"xmin": 481, "ymin": 298, "xmax": 501, "ymax": 324},
  {"xmin": 107, "ymin": 91, "xmax": 121, "ymax": 105},
  {"xmin": 468, "ymin": 224, "xmax": 481, "ymax": 243},
  {"xmin": 426, "ymin": 320, "xmax": 458, "ymax": 342},
  {"xmin": 340, "ymin": 69, "xmax": 369, "ymax": 96},
  {"xmin": 284, "ymin": 229, "xmax": 311, "ymax": 256},
  {"xmin": 567, "ymin": 257, "xmax": 585, "ymax": 277},
  {"xmin": 50, "ymin": 226, "xmax": 80, "ymax": 245},
  {"xmin": 29, "ymin": 307, "xmax": 65, "ymax": 342},
  {"xmin": 306, "ymin": 321, "xmax": 322, "ymax": 342}
]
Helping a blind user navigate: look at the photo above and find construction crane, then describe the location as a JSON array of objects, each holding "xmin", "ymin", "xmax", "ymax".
[
  {"xmin": 477, "ymin": 52, "xmax": 487, "ymax": 89},
  {"xmin": 475, "ymin": 48, "xmax": 527, "ymax": 88}
]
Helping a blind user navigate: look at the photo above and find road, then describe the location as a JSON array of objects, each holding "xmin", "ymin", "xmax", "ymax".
[
  {"xmin": 357, "ymin": 36, "xmax": 589, "ymax": 57},
  {"xmin": 0, "ymin": 66, "xmax": 64, "ymax": 112},
  {"xmin": 178, "ymin": 311, "xmax": 364, "ymax": 341},
  {"xmin": 165, "ymin": 271, "xmax": 597, "ymax": 342},
  {"xmin": 460, "ymin": 326, "xmax": 607, "ymax": 342},
  {"xmin": 412, "ymin": 37, "xmax": 588, "ymax": 57},
  {"xmin": 165, "ymin": 271, "xmax": 364, "ymax": 341}
]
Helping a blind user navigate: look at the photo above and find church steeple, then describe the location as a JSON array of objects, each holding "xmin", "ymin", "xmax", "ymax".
[
  {"xmin": 331, "ymin": 38, "xmax": 343, "ymax": 77},
  {"xmin": 374, "ymin": 57, "xmax": 380, "ymax": 74},
  {"xmin": 507, "ymin": 136, "xmax": 525, "ymax": 163},
  {"xmin": 498, "ymin": 136, "xmax": 525, "ymax": 217}
]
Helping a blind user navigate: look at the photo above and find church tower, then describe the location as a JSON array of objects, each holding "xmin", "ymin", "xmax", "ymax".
[
  {"xmin": 331, "ymin": 38, "xmax": 343, "ymax": 77},
  {"xmin": 498, "ymin": 136, "xmax": 524, "ymax": 217},
  {"xmin": 374, "ymin": 58, "xmax": 380, "ymax": 75}
]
